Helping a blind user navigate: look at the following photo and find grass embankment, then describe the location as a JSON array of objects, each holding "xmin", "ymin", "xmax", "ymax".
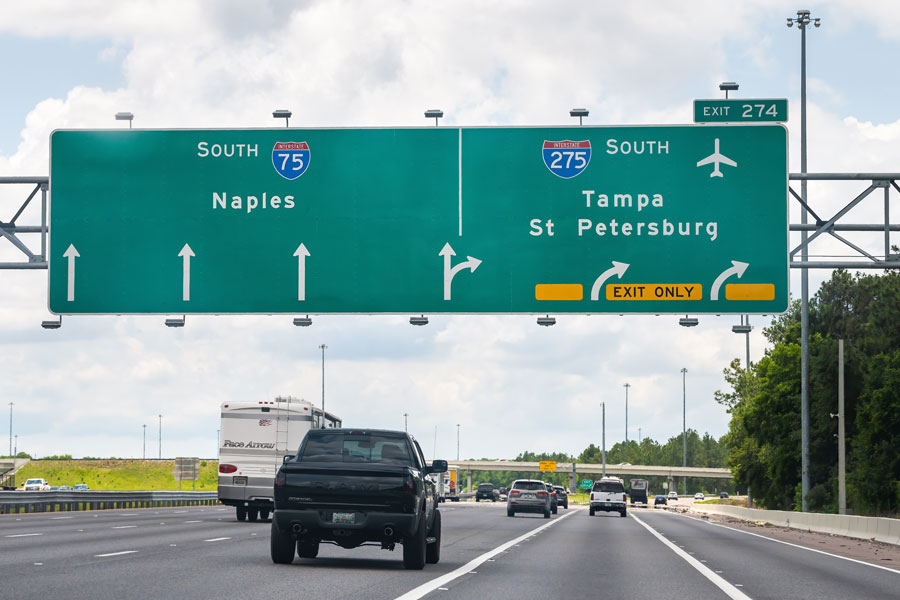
[{"xmin": 14, "ymin": 460, "xmax": 219, "ymax": 491}]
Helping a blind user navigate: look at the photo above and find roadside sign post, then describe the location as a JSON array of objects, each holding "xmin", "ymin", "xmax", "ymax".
[{"xmin": 50, "ymin": 126, "xmax": 788, "ymax": 315}]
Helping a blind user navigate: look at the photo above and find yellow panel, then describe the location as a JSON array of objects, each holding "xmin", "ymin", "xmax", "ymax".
[
  {"xmin": 606, "ymin": 284, "xmax": 702, "ymax": 301},
  {"xmin": 725, "ymin": 283, "xmax": 775, "ymax": 301},
  {"xmin": 535, "ymin": 284, "xmax": 583, "ymax": 301},
  {"xmin": 539, "ymin": 461, "xmax": 557, "ymax": 472}
]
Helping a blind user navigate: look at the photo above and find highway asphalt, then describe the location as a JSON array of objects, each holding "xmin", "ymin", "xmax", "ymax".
[{"xmin": 1, "ymin": 501, "xmax": 897, "ymax": 599}]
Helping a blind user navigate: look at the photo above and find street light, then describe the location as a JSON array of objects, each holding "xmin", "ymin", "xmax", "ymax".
[
  {"xmin": 142, "ymin": 424, "xmax": 146, "ymax": 459},
  {"xmin": 403, "ymin": 413, "xmax": 409, "ymax": 432},
  {"xmin": 623, "ymin": 383, "xmax": 630, "ymax": 443},
  {"xmin": 787, "ymin": 6, "xmax": 821, "ymax": 513},
  {"xmin": 718, "ymin": 81, "xmax": 739, "ymax": 99},
  {"xmin": 536, "ymin": 315, "xmax": 556, "ymax": 326},
  {"xmin": 7, "ymin": 402, "xmax": 13, "ymax": 457},
  {"xmin": 732, "ymin": 316, "xmax": 752, "ymax": 368},
  {"xmin": 601, "ymin": 402, "xmax": 606, "ymax": 477},
  {"xmin": 164, "ymin": 316, "xmax": 185, "ymax": 328},
  {"xmin": 456, "ymin": 423, "xmax": 460, "ymax": 461},
  {"xmin": 319, "ymin": 344, "xmax": 327, "ymax": 427},
  {"xmin": 569, "ymin": 108, "xmax": 589, "ymax": 125},
  {"xmin": 293, "ymin": 316, "xmax": 313, "ymax": 327},
  {"xmin": 272, "ymin": 109, "xmax": 292, "ymax": 127},
  {"xmin": 41, "ymin": 316, "xmax": 62, "ymax": 329},
  {"xmin": 681, "ymin": 368, "xmax": 687, "ymax": 495},
  {"xmin": 409, "ymin": 315, "xmax": 429, "ymax": 326},
  {"xmin": 115, "ymin": 112, "xmax": 134, "ymax": 128},
  {"xmin": 158, "ymin": 414, "xmax": 162, "ymax": 460},
  {"xmin": 679, "ymin": 316, "xmax": 699, "ymax": 327},
  {"xmin": 424, "ymin": 109, "xmax": 443, "ymax": 126}
]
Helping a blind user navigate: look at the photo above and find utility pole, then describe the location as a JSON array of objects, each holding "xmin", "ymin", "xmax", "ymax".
[
  {"xmin": 158, "ymin": 414, "xmax": 162, "ymax": 460},
  {"xmin": 456, "ymin": 424, "xmax": 460, "ymax": 461},
  {"xmin": 403, "ymin": 413, "xmax": 408, "ymax": 432},
  {"xmin": 681, "ymin": 368, "xmax": 688, "ymax": 495},
  {"xmin": 838, "ymin": 339, "xmax": 846, "ymax": 514},
  {"xmin": 319, "ymin": 344, "xmax": 327, "ymax": 427},
  {"xmin": 142, "ymin": 424, "xmax": 146, "ymax": 459},
  {"xmin": 623, "ymin": 383, "xmax": 630, "ymax": 443},
  {"xmin": 7, "ymin": 402, "xmax": 13, "ymax": 457}
]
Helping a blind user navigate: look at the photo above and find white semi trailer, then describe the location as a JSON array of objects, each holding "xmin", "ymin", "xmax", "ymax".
[{"xmin": 217, "ymin": 396, "xmax": 341, "ymax": 521}]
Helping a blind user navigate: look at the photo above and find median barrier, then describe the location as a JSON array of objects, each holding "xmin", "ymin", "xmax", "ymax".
[
  {"xmin": 690, "ymin": 502, "xmax": 900, "ymax": 546},
  {"xmin": 0, "ymin": 490, "xmax": 218, "ymax": 514}
]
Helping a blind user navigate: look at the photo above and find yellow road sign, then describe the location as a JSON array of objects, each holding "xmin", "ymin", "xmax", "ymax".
[{"xmin": 539, "ymin": 461, "xmax": 557, "ymax": 472}]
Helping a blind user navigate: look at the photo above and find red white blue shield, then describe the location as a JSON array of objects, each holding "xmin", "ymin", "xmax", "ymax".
[
  {"xmin": 542, "ymin": 140, "xmax": 591, "ymax": 179},
  {"xmin": 272, "ymin": 142, "xmax": 310, "ymax": 180}
]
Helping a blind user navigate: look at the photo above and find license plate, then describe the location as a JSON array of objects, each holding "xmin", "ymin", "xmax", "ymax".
[
  {"xmin": 233, "ymin": 476, "xmax": 248, "ymax": 485},
  {"xmin": 523, "ymin": 493, "xmax": 534, "ymax": 499},
  {"xmin": 332, "ymin": 512, "xmax": 356, "ymax": 524}
]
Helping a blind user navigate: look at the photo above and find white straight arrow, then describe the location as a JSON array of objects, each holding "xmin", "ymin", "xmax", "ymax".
[
  {"xmin": 293, "ymin": 243, "xmax": 310, "ymax": 301},
  {"xmin": 179, "ymin": 244, "xmax": 194, "ymax": 302},
  {"xmin": 710, "ymin": 260, "xmax": 749, "ymax": 301},
  {"xmin": 63, "ymin": 244, "xmax": 79, "ymax": 302},
  {"xmin": 440, "ymin": 242, "xmax": 482, "ymax": 301},
  {"xmin": 590, "ymin": 261, "xmax": 630, "ymax": 301}
]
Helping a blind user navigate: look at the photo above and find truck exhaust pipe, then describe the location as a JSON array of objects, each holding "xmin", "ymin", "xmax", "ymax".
[{"xmin": 383, "ymin": 527, "xmax": 394, "ymax": 538}]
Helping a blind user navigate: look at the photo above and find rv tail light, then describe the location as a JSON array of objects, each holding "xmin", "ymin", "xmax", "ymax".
[{"xmin": 219, "ymin": 464, "xmax": 237, "ymax": 474}]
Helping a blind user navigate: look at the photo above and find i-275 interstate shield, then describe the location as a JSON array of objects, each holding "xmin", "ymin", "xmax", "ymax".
[{"xmin": 48, "ymin": 125, "xmax": 787, "ymax": 314}]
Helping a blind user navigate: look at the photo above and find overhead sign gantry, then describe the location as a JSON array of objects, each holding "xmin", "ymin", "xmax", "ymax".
[{"xmin": 48, "ymin": 125, "xmax": 788, "ymax": 315}]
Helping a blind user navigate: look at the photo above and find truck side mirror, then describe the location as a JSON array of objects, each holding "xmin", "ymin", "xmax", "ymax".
[
  {"xmin": 430, "ymin": 459, "xmax": 448, "ymax": 474},
  {"xmin": 282, "ymin": 455, "xmax": 293, "ymax": 464}
]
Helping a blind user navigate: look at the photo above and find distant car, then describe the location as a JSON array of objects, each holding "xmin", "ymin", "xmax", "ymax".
[
  {"xmin": 507, "ymin": 479, "xmax": 551, "ymax": 518},
  {"xmin": 552, "ymin": 485, "xmax": 568, "ymax": 509},
  {"xmin": 667, "ymin": 491, "xmax": 678, "ymax": 500},
  {"xmin": 654, "ymin": 494, "xmax": 667, "ymax": 506},
  {"xmin": 497, "ymin": 487, "xmax": 508, "ymax": 500},
  {"xmin": 49, "ymin": 486, "xmax": 59, "ymax": 491},
  {"xmin": 73, "ymin": 484, "xmax": 90, "ymax": 491},
  {"xmin": 59, "ymin": 485, "xmax": 71, "ymax": 491},
  {"xmin": 694, "ymin": 492, "xmax": 705, "ymax": 500},
  {"xmin": 719, "ymin": 492, "xmax": 729, "ymax": 498},
  {"xmin": 544, "ymin": 482, "xmax": 558, "ymax": 514},
  {"xmin": 475, "ymin": 482, "xmax": 497, "ymax": 502},
  {"xmin": 23, "ymin": 478, "xmax": 50, "ymax": 491}
]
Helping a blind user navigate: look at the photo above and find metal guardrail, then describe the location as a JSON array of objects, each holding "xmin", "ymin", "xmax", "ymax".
[{"xmin": 0, "ymin": 490, "xmax": 219, "ymax": 514}]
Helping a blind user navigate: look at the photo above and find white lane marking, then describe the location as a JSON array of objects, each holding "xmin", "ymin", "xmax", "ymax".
[
  {"xmin": 50, "ymin": 516, "xmax": 73, "ymax": 520},
  {"xmin": 631, "ymin": 513, "xmax": 752, "ymax": 600},
  {"xmin": 204, "ymin": 537, "xmax": 231, "ymax": 542},
  {"xmin": 118, "ymin": 514, "xmax": 138, "ymax": 517},
  {"xmin": 699, "ymin": 517, "xmax": 900, "ymax": 576},
  {"xmin": 95, "ymin": 550, "xmax": 138, "ymax": 557},
  {"xmin": 184, "ymin": 520, "xmax": 202, "ymax": 523},
  {"xmin": 393, "ymin": 508, "xmax": 579, "ymax": 600},
  {"xmin": 5, "ymin": 533, "xmax": 43, "ymax": 538},
  {"xmin": 112, "ymin": 525, "xmax": 137, "ymax": 529},
  {"xmin": 34, "ymin": 563, "xmax": 43, "ymax": 566}
]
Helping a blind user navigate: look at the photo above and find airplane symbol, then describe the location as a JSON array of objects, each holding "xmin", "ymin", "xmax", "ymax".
[{"xmin": 696, "ymin": 138, "xmax": 737, "ymax": 178}]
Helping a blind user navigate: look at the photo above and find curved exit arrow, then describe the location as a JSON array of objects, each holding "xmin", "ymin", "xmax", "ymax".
[
  {"xmin": 440, "ymin": 242, "xmax": 482, "ymax": 301},
  {"xmin": 710, "ymin": 261, "xmax": 749, "ymax": 301},
  {"xmin": 590, "ymin": 261, "xmax": 630, "ymax": 301}
]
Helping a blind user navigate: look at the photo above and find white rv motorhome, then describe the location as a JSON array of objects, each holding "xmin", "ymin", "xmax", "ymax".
[{"xmin": 217, "ymin": 396, "xmax": 341, "ymax": 521}]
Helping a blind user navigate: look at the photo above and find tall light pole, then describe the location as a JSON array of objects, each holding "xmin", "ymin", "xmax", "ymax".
[
  {"xmin": 158, "ymin": 414, "xmax": 162, "ymax": 460},
  {"xmin": 623, "ymin": 383, "xmax": 630, "ymax": 443},
  {"xmin": 601, "ymin": 402, "xmax": 606, "ymax": 477},
  {"xmin": 787, "ymin": 8, "xmax": 820, "ymax": 512},
  {"xmin": 681, "ymin": 368, "xmax": 688, "ymax": 494},
  {"xmin": 456, "ymin": 424, "xmax": 460, "ymax": 461},
  {"xmin": 7, "ymin": 402, "xmax": 12, "ymax": 457},
  {"xmin": 403, "ymin": 413, "xmax": 409, "ymax": 432},
  {"xmin": 319, "ymin": 344, "xmax": 327, "ymax": 427},
  {"xmin": 142, "ymin": 424, "xmax": 146, "ymax": 459}
]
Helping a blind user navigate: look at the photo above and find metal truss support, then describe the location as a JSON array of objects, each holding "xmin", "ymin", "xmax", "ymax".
[{"xmin": 0, "ymin": 177, "xmax": 49, "ymax": 269}]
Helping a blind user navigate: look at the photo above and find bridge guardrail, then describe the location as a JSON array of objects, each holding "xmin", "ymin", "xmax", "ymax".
[{"xmin": 0, "ymin": 490, "xmax": 218, "ymax": 514}]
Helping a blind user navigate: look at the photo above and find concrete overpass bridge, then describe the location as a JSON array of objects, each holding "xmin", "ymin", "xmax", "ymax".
[{"xmin": 447, "ymin": 460, "xmax": 732, "ymax": 493}]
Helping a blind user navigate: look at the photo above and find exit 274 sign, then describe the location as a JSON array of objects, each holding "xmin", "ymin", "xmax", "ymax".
[{"xmin": 49, "ymin": 125, "xmax": 788, "ymax": 314}]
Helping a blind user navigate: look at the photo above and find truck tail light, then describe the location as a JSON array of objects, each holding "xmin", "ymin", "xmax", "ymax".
[
  {"xmin": 403, "ymin": 474, "xmax": 416, "ymax": 495},
  {"xmin": 219, "ymin": 464, "xmax": 237, "ymax": 474},
  {"xmin": 623, "ymin": 494, "xmax": 627, "ymax": 502},
  {"xmin": 275, "ymin": 472, "xmax": 285, "ymax": 488},
  {"xmin": 590, "ymin": 493, "xmax": 594, "ymax": 501}
]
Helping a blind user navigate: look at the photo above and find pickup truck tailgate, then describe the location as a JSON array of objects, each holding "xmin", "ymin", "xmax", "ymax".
[{"xmin": 276, "ymin": 463, "xmax": 414, "ymax": 512}]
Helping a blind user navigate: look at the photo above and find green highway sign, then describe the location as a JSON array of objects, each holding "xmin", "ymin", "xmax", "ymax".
[
  {"xmin": 694, "ymin": 99, "xmax": 788, "ymax": 123},
  {"xmin": 581, "ymin": 479, "xmax": 593, "ymax": 489},
  {"xmin": 49, "ymin": 126, "xmax": 788, "ymax": 315}
]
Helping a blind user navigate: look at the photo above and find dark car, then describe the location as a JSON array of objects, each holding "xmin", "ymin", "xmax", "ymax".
[
  {"xmin": 543, "ymin": 482, "xmax": 558, "ymax": 514},
  {"xmin": 552, "ymin": 485, "xmax": 568, "ymax": 509},
  {"xmin": 498, "ymin": 487, "xmax": 508, "ymax": 499},
  {"xmin": 720, "ymin": 491, "xmax": 729, "ymax": 499},
  {"xmin": 654, "ymin": 494, "xmax": 667, "ymax": 507},
  {"xmin": 475, "ymin": 482, "xmax": 497, "ymax": 502}
]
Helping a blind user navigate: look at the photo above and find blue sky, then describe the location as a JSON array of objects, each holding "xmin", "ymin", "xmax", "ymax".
[{"xmin": 1, "ymin": 1, "xmax": 898, "ymax": 460}]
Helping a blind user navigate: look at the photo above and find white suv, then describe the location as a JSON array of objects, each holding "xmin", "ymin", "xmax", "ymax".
[
  {"xmin": 23, "ymin": 478, "xmax": 50, "ymax": 491},
  {"xmin": 589, "ymin": 477, "xmax": 627, "ymax": 517}
]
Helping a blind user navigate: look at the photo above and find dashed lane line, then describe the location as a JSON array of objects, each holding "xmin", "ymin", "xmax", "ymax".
[
  {"xmin": 95, "ymin": 550, "xmax": 139, "ymax": 558},
  {"xmin": 630, "ymin": 513, "xmax": 752, "ymax": 600},
  {"xmin": 393, "ymin": 508, "xmax": 580, "ymax": 600},
  {"xmin": 5, "ymin": 533, "xmax": 43, "ymax": 538},
  {"xmin": 203, "ymin": 537, "xmax": 231, "ymax": 542}
]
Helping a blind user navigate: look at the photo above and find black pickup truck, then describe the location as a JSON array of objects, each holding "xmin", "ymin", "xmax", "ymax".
[{"xmin": 271, "ymin": 428, "xmax": 447, "ymax": 569}]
